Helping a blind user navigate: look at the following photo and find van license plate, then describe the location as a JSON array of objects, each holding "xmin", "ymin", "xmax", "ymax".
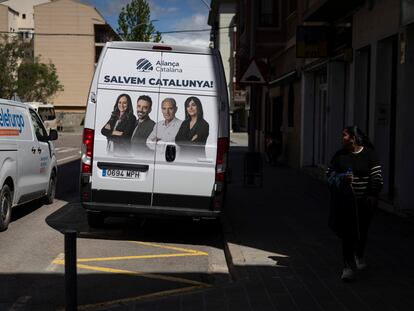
[{"xmin": 102, "ymin": 168, "xmax": 140, "ymax": 179}]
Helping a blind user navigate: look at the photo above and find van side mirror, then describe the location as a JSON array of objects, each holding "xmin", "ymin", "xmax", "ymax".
[{"xmin": 48, "ymin": 129, "xmax": 58, "ymax": 141}]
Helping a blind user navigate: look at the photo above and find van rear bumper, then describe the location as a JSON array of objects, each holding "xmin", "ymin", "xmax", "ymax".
[{"xmin": 82, "ymin": 202, "xmax": 221, "ymax": 218}]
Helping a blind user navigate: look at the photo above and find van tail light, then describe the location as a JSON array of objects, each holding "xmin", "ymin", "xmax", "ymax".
[
  {"xmin": 214, "ymin": 137, "xmax": 229, "ymax": 211},
  {"xmin": 81, "ymin": 128, "xmax": 94, "ymax": 174},
  {"xmin": 215, "ymin": 137, "xmax": 229, "ymax": 182}
]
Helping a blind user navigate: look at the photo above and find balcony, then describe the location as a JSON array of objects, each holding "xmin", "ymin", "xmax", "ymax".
[{"xmin": 94, "ymin": 24, "xmax": 119, "ymax": 45}]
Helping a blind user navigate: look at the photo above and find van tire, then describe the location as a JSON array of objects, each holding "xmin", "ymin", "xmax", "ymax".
[
  {"xmin": 87, "ymin": 211, "xmax": 105, "ymax": 228},
  {"xmin": 44, "ymin": 171, "xmax": 57, "ymax": 205},
  {"xmin": 0, "ymin": 185, "xmax": 12, "ymax": 232}
]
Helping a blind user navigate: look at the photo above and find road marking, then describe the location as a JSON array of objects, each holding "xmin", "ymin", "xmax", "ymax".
[
  {"xmin": 51, "ymin": 240, "xmax": 212, "ymax": 310},
  {"xmin": 75, "ymin": 263, "xmax": 210, "ymax": 287},
  {"xmin": 131, "ymin": 241, "xmax": 209, "ymax": 255},
  {"xmin": 71, "ymin": 285, "xmax": 207, "ymax": 311},
  {"xmin": 57, "ymin": 155, "xmax": 80, "ymax": 164},
  {"xmin": 53, "ymin": 252, "xmax": 207, "ymax": 264},
  {"xmin": 46, "ymin": 253, "xmax": 64, "ymax": 271}
]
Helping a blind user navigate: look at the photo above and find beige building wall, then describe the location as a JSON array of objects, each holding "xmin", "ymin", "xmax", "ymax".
[
  {"xmin": 1, "ymin": 0, "xmax": 50, "ymax": 31},
  {"xmin": 0, "ymin": 5, "xmax": 9, "ymax": 33},
  {"xmin": 0, "ymin": 4, "xmax": 20, "ymax": 34},
  {"xmin": 34, "ymin": 0, "xmax": 106, "ymax": 111}
]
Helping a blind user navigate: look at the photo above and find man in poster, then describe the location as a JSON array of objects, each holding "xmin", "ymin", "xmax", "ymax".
[
  {"xmin": 131, "ymin": 95, "xmax": 155, "ymax": 153},
  {"xmin": 146, "ymin": 98, "xmax": 182, "ymax": 150}
]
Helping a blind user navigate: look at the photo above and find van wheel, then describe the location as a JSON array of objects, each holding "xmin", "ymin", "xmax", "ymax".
[
  {"xmin": 0, "ymin": 185, "xmax": 12, "ymax": 232},
  {"xmin": 44, "ymin": 171, "xmax": 57, "ymax": 205},
  {"xmin": 87, "ymin": 212, "xmax": 105, "ymax": 228}
]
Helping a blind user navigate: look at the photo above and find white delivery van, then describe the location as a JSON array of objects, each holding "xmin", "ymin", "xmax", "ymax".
[
  {"xmin": 26, "ymin": 102, "xmax": 57, "ymax": 132},
  {"xmin": 0, "ymin": 99, "xmax": 58, "ymax": 231},
  {"xmin": 80, "ymin": 42, "xmax": 229, "ymax": 227}
]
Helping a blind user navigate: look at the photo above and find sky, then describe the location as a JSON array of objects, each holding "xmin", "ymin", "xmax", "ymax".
[{"xmin": 80, "ymin": 0, "xmax": 212, "ymax": 47}]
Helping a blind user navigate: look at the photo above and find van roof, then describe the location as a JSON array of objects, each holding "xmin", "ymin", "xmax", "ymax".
[
  {"xmin": 106, "ymin": 41, "xmax": 214, "ymax": 55},
  {"xmin": 0, "ymin": 98, "xmax": 27, "ymax": 108}
]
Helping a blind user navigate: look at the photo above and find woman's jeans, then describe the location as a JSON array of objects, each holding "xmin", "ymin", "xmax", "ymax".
[{"xmin": 342, "ymin": 197, "xmax": 376, "ymax": 265}]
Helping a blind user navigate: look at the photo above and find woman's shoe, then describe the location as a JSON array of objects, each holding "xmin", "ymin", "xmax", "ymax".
[
  {"xmin": 355, "ymin": 257, "xmax": 368, "ymax": 270},
  {"xmin": 341, "ymin": 266, "xmax": 355, "ymax": 281}
]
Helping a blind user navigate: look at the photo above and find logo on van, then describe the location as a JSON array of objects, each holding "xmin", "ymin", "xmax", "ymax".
[{"xmin": 136, "ymin": 59, "xmax": 154, "ymax": 72}]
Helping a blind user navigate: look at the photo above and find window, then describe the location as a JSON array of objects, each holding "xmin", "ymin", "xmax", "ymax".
[
  {"xmin": 22, "ymin": 14, "xmax": 26, "ymax": 19},
  {"xmin": 259, "ymin": 0, "xmax": 279, "ymax": 27},
  {"xmin": 30, "ymin": 110, "xmax": 48, "ymax": 141},
  {"xmin": 38, "ymin": 107, "xmax": 56, "ymax": 121}
]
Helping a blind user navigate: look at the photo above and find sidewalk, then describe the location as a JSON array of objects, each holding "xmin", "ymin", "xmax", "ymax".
[{"xmin": 91, "ymin": 147, "xmax": 414, "ymax": 311}]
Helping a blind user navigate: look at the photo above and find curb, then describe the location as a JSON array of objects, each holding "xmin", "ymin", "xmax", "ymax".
[{"xmin": 220, "ymin": 214, "xmax": 249, "ymax": 281}]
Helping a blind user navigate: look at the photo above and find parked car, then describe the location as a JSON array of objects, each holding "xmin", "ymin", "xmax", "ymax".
[
  {"xmin": 0, "ymin": 99, "xmax": 58, "ymax": 231},
  {"xmin": 26, "ymin": 102, "xmax": 57, "ymax": 133}
]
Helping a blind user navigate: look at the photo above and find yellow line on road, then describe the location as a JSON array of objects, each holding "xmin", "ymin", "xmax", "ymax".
[
  {"xmin": 131, "ymin": 241, "xmax": 209, "ymax": 255},
  {"xmin": 75, "ymin": 285, "xmax": 208, "ymax": 311},
  {"xmin": 52, "ymin": 251, "xmax": 207, "ymax": 264},
  {"xmin": 75, "ymin": 263, "xmax": 211, "ymax": 287}
]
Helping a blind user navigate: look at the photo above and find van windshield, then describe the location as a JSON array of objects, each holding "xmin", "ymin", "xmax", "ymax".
[{"xmin": 38, "ymin": 107, "xmax": 56, "ymax": 121}]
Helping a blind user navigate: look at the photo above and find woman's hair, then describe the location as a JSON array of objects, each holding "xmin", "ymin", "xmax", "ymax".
[
  {"xmin": 184, "ymin": 96, "xmax": 204, "ymax": 120},
  {"xmin": 111, "ymin": 94, "xmax": 133, "ymax": 120},
  {"xmin": 345, "ymin": 125, "xmax": 374, "ymax": 149}
]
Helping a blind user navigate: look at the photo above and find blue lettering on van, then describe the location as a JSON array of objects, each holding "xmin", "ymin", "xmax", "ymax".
[{"xmin": 0, "ymin": 108, "xmax": 25, "ymax": 133}]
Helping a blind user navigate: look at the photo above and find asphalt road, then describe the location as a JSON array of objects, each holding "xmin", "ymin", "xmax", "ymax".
[{"xmin": 0, "ymin": 131, "xmax": 229, "ymax": 311}]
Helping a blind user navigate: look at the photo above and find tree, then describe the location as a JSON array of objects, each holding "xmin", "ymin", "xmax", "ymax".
[
  {"xmin": 0, "ymin": 35, "xmax": 25, "ymax": 99},
  {"xmin": 0, "ymin": 35, "xmax": 63, "ymax": 102},
  {"xmin": 117, "ymin": 0, "xmax": 162, "ymax": 42},
  {"xmin": 17, "ymin": 58, "xmax": 63, "ymax": 102}
]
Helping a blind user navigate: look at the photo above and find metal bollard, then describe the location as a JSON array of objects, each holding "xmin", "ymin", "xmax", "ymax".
[{"xmin": 64, "ymin": 230, "xmax": 77, "ymax": 311}]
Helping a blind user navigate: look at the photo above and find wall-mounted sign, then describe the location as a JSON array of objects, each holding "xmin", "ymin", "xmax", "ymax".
[
  {"xmin": 240, "ymin": 60, "xmax": 266, "ymax": 84},
  {"xmin": 296, "ymin": 26, "xmax": 329, "ymax": 58}
]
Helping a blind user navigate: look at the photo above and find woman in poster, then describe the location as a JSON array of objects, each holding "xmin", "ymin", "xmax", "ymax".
[
  {"xmin": 175, "ymin": 96, "xmax": 209, "ymax": 145},
  {"xmin": 101, "ymin": 93, "xmax": 136, "ymax": 154}
]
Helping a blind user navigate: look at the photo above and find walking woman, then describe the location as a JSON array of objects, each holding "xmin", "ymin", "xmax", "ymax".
[
  {"xmin": 101, "ymin": 94, "xmax": 136, "ymax": 154},
  {"xmin": 175, "ymin": 96, "xmax": 209, "ymax": 146},
  {"xmin": 326, "ymin": 126, "xmax": 383, "ymax": 281}
]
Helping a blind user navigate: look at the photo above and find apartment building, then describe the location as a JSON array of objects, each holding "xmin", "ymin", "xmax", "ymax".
[
  {"xmin": 0, "ymin": 0, "xmax": 49, "ymax": 39},
  {"xmin": 0, "ymin": 0, "xmax": 118, "ymax": 130},
  {"xmin": 235, "ymin": 0, "xmax": 287, "ymax": 149}
]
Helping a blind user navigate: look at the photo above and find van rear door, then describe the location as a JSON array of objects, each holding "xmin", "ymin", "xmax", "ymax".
[
  {"xmin": 91, "ymin": 47, "xmax": 162, "ymax": 207},
  {"xmin": 151, "ymin": 51, "xmax": 219, "ymax": 210}
]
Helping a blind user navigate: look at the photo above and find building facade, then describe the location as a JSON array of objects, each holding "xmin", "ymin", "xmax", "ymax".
[
  {"xmin": 208, "ymin": 0, "xmax": 239, "ymax": 131},
  {"xmin": 0, "ymin": 0, "xmax": 50, "ymax": 39},
  {"xmin": 235, "ymin": 0, "xmax": 287, "ymax": 149},
  {"xmin": 231, "ymin": 0, "xmax": 414, "ymax": 215}
]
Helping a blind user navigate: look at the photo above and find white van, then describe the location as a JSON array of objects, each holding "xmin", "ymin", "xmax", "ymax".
[
  {"xmin": 0, "ymin": 99, "xmax": 58, "ymax": 231},
  {"xmin": 26, "ymin": 102, "xmax": 57, "ymax": 132},
  {"xmin": 80, "ymin": 42, "xmax": 229, "ymax": 227}
]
